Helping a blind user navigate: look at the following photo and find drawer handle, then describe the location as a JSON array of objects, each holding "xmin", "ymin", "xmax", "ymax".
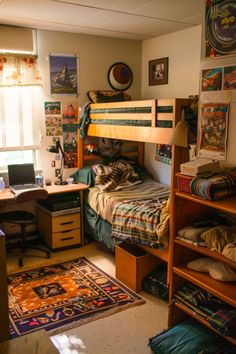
[
  {"xmin": 60, "ymin": 229, "xmax": 74, "ymax": 234},
  {"xmin": 60, "ymin": 221, "xmax": 74, "ymax": 225},
  {"xmin": 61, "ymin": 237, "xmax": 74, "ymax": 241}
]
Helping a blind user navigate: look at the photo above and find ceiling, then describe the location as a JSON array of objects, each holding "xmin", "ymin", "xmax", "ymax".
[{"xmin": 0, "ymin": 0, "xmax": 204, "ymax": 40}]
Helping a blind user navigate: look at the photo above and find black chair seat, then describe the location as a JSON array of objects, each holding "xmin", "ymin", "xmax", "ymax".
[
  {"xmin": 0, "ymin": 211, "xmax": 35, "ymax": 225},
  {"xmin": 0, "ymin": 188, "xmax": 51, "ymax": 267}
]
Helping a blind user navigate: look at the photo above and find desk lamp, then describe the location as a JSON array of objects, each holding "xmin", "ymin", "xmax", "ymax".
[{"xmin": 47, "ymin": 138, "xmax": 67, "ymax": 185}]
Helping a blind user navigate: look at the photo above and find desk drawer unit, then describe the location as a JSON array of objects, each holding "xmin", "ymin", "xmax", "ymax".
[{"xmin": 37, "ymin": 206, "xmax": 81, "ymax": 250}]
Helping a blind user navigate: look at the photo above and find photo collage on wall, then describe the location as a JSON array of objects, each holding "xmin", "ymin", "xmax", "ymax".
[
  {"xmin": 62, "ymin": 102, "xmax": 79, "ymax": 168},
  {"xmin": 44, "ymin": 101, "xmax": 79, "ymax": 168},
  {"xmin": 45, "ymin": 101, "xmax": 62, "ymax": 136}
]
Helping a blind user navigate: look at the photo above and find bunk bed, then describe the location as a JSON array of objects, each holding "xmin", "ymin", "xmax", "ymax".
[{"xmin": 75, "ymin": 98, "xmax": 191, "ymax": 267}]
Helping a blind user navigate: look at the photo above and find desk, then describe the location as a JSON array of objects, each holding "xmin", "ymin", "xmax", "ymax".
[
  {"xmin": 0, "ymin": 183, "xmax": 88, "ymax": 201},
  {"xmin": 0, "ymin": 183, "xmax": 89, "ymax": 248}
]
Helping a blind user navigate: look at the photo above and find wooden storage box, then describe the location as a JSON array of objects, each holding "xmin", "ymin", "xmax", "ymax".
[
  {"xmin": 115, "ymin": 242, "xmax": 159, "ymax": 292},
  {"xmin": 176, "ymin": 172, "xmax": 193, "ymax": 194}
]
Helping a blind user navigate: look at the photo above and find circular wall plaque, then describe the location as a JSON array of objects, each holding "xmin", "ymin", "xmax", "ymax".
[{"xmin": 108, "ymin": 62, "xmax": 133, "ymax": 91}]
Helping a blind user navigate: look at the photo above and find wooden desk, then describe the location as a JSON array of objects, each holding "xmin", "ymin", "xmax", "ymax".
[
  {"xmin": 0, "ymin": 183, "xmax": 89, "ymax": 201},
  {"xmin": 0, "ymin": 183, "xmax": 89, "ymax": 248}
]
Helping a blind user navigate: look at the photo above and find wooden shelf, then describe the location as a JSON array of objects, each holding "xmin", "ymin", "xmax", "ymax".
[
  {"xmin": 174, "ymin": 239, "xmax": 236, "ymax": 270},
  {"xmin": 174, "ymin": 302, "xmax": 236, "ymax": 346},
  {"xmin": 173, "ymin": 266, "xmax": 236, "ymax": 307},
  {"xmin": 175, "ymin": 191, "xmax": 236, "ymax": 216}
]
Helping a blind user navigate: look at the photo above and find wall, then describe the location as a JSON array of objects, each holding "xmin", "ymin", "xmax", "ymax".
[
  {"xmin": 36, "ymin": 30, "xmax": 142, "ymax": 182},
  {"xmin": 141, "ymin": 25, "xmax": 202, "ymax": 184}
]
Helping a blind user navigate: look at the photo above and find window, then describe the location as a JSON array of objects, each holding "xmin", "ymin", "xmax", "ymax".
[
  {"xmin": 0, "ymin": 86, "xmax": 42, "ymax": 170},
  {"xmin": 0, "ymin": 54, "xmax": 42, "ymax": 171}
]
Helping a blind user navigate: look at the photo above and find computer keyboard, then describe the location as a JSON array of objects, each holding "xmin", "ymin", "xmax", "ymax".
[{"xmin": 12, "ymin": 184, "xmax": 39, "ymax": 190}]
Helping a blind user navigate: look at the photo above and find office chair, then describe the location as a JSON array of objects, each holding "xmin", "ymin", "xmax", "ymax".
[{"xmin": 0, "ymin": 189, "xmax": 51, "ymax": 267}]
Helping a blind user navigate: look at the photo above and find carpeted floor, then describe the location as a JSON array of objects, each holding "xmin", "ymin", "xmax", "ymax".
[{"xmin": 8, "ymin": 256, "xmax": 144, "ymax": 338}]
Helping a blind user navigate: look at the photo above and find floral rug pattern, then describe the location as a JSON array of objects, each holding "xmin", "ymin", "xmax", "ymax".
[{"xmin": 8, "ymin": 257, "xmax": 144, "ymax": 337}]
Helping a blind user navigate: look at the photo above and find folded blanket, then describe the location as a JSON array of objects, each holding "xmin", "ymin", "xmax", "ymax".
[{"xmin": 190, "ymin": 173, "xmax": 236, "ymax": 200}]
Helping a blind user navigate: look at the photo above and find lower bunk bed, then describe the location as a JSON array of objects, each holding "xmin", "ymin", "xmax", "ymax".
[{"xmin": 72, "ymin": 158, "xmax": 171, "ymax": 293}]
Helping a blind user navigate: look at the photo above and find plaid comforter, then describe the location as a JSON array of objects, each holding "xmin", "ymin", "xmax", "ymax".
[{"xmin": 111, "ymin": 195, "xmax": 169, "ymax": 248}]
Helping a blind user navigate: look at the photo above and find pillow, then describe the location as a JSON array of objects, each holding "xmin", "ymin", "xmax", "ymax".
[
  {"xmin": 187, "ymin": 257, "xmax": 236, "ymax": 282},
  {"xmin": 186, "ymin": 257, "xmax": 215, "ymax": 272},
  {"xmin": 70, "ymin": 166, "xmax": 96, "ymax": 187},
  {"xmin": 200, "ymin": 226, "xmax": 236, "ymax": 253},
  {"xmin": 87, "ymin": 90, "xmax": 131, "ymax": 103},
  {"xmin": 177, "ymin": 226, "xmax": 210, "ymax": 242},
  {"xmin": 149, "ymin": 318, "xmax": 232, "ymax": 354}
]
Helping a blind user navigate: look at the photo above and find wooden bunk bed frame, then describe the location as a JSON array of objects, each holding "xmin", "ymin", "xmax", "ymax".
[{"xmin": 78, "ymin": 98, "xmax": 190, "ymax": 283}]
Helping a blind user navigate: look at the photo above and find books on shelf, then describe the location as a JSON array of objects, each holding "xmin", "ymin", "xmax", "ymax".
[{"xmin": 180, "ymin": 158, "xmax": 220, "ymax": 177}]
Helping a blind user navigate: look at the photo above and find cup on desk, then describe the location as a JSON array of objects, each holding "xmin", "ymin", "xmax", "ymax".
[
  {"xmin": 45, "ymin": 178, "xmax": 52, "ymax": 186},
  {"xmin": 35, "ymin": 175, "xmax": 44, "ymax": 187}
]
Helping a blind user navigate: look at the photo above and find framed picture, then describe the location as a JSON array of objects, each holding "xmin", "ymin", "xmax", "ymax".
[
  {"xmin": 49, "ymin": 53, "xmax": 79, "ymax": 95},
  {"xmin": 205, "ymin": 0, "xmax": 236, "ymax": 57},
  {"xmin": 149, "ymin": 57, "xmax": 168, "ymax": 86}
]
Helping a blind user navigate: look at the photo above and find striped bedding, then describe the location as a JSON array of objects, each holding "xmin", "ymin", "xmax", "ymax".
[{"xmin": 111, "ymin": 196, "xmax": 169, "ymax": 248}]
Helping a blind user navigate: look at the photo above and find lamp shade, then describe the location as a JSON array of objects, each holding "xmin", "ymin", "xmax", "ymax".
[{"xmin": 169, "ymin": 110, "xmax": 188, "ymax": 147}]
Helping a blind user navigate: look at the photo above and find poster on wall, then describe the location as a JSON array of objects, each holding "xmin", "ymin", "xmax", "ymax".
[
  {"xmin": 49, "ymin": 53, "xmax": 78, "ymax": 95},
  {"xmin": 205, "ymin": 0, "xmax": 236, "ymax": 57},
  {"xmin": 223, "ymin": 65, "xmax": 236, "ymax": 90},
  {"xmin": 44, "ymin": 101, "xmax": 62, "ymax": 136},
  {"xmin": 201, "ymin": 67, "xmax": 223, "ymax": 91},
  {"xmin": 62, "ymin": 102, "xmax": 79, "ymax": 168},
  {"xmin": 198, "ymin": 102, "xmax": 229, "ymax": 161},
  {"xmin": 155, "ymin": 144, "xmax": 172, "ymax": 165}
]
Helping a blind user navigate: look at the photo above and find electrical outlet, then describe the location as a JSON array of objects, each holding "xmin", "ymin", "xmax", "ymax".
[{"xmin": 55, "ymin": 169, "xmax": 61, "ymax": 177}]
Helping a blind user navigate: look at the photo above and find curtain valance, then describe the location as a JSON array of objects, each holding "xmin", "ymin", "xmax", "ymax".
[{"xmin": 0, "ymin": 54, "xmax": 42, "ymax": 87}]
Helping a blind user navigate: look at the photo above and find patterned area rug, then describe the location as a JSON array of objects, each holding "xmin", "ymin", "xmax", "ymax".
[{"xmin": 8, "ymin": 257, "xmax": 144, "ymax": 338}]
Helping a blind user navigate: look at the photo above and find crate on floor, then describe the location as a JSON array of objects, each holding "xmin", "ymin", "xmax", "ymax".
[{"xmin": 115, "ymin": 242, "xmax": 159, "ymax": 292}]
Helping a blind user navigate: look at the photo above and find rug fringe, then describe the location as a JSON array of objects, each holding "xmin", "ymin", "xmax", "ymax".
[{"xmin": 49, "ymin": 299, "xmax": 145, "ymax": 336}]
